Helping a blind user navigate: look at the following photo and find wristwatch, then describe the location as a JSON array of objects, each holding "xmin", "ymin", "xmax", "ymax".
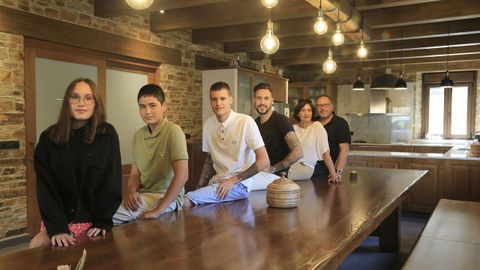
[
  {"xmin": 270, "ymin": 166, "xmax": 276, "ymax": 174},
  {"xmin": 336, "ymin": 168, "xmax": 343, "ymax": 175}
]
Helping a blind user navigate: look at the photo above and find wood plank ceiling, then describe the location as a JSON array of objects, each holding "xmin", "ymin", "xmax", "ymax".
[{"xmin": 95, "ymin": 0, "xmax": 480, "ymax": 76}]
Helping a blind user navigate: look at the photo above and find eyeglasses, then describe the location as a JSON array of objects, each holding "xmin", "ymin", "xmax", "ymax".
[
  {"xmin": 316, "ymin": 103, "xmax": 331, "ymax": 108},
  {"xmin": 69, "ymin": 95, "xmax": 95, "ymax": 105}
]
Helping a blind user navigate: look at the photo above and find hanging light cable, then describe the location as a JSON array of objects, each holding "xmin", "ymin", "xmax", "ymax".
[
  {"xmin": 323, "ymin": 48, "xmax": 337, "ymax": 74},
  {"xmin": 395, "ymin": 27, "xmax": 407, "ymax": 90},
  {"xmin": 260, "ymin": 20, "xmax": 280, "ymax": 54},
  {"xmin": 440, "ymin": 23, "xmax": 454, "ymax": 87},
  {"xmin": 332, "ymin": 9, "xmax": 344, "ymax": 46},
  {"xmin": 314, "ymin": 0, "xmax": 328, "ymax": 35}
]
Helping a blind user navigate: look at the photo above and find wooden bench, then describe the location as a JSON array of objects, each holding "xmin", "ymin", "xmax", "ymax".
[{"xmin": 403, "ymin": 199, "xmax": 480, "ymax": 269}]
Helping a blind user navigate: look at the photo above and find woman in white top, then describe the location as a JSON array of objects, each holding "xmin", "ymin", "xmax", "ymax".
[{"xmin": 289, "ymin": 99, "xmax": 339, "ymax": 182}]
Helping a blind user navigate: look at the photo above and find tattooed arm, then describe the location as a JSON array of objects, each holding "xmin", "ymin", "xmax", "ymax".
[
  {"xmin": 269, "ymin": 131, "xmax": 303, "ymax": 173},
  {"xmin": 196, "ymin": 153, "xmax": 215, "ymax": 189}
]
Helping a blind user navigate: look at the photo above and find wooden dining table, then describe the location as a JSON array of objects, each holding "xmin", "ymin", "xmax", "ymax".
[{"xmin": 0, "ymin": 167, "xmax": 427, "ymax": 270}]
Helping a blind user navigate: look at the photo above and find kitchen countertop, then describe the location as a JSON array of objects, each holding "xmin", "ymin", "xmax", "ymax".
[{"xmin": 350, "ymin": 144, "xmax": 480, "ymax": 161}]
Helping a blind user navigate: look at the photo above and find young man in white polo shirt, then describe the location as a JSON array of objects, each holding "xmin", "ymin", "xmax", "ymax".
[{"xmin": 184, "ymin": 81, "xmax": 277, "ymax": 206}]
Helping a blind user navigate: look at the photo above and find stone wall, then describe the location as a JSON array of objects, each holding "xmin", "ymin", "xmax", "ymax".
[
  {"xmin": 0, "ymin": 0, "xmax": 272, "ymax": 240},
  {"xmin": 0, "ymin": 31, "xmax": 26, "ymax": 238}
]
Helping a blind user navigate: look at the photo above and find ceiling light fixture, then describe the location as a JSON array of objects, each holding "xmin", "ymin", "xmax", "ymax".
[
  {"xmin": 440, "ymin": 23, "xmax": 454, "ymax": 87},
  {"xmin": 371, "ymin": 52, "xmax": 398, "ymax": 90},
  {"xmin": 357, "ymin": 28, "xmax": 368, "ymax": 58},
  {"xmin": 395, "ymin": 27, "xmax": 407, "ymax": 90},
  {"xmin": 125, "ymin": 0, "xmax": 154, "ymax": 10},
  {"xmin": 352, "ymin": 72, "xmax": 365, "ymax": 90},
  {"xmin": 314, "ymin": 0, "xmax": 328, "ymax": 35},
  {"xmin": 332, "ymin": 10, "xmax": 344, "ymax": 46},
  {"xmin": 260, "ymin": 20, "xmax": 280, "ymax": 54},
  {"xmin": 261, "ymin": 0, "xmax": 279, "ymax": 8},
  {"xmin": 323, "ymin": 48, "xmax": 337, "ymax": 74}
]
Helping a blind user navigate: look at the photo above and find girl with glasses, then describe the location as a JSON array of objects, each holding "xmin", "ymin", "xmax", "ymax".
[{"xmin": 30, "ymin": 78, "xmax": 122, "ymax": 248}]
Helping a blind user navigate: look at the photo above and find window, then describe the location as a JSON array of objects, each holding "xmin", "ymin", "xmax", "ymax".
[{"xmin": 422, "ymin": 72, "xmax": 476, "ymax": 139}]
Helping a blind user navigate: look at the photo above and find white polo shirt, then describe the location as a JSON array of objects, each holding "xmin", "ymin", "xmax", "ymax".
[
  {"xmin": 294, "ymin": 122, "xmax": 330, "ymax": 168},
  {"xmin": 203, "ymin": 110, "xmax": 265, "ymax": 190}
]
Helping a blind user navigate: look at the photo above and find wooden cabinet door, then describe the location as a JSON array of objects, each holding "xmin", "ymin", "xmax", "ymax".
[
  {"xmin": 444, "ymin": 160, "xmax": 480, "ymax": 202},
  {"xmin": 373, "ymin": 157, "xmax": 404, "ymax": 169},
  {"xmin": 347, "ymin": 156, "xmax": 372, "ymax": 167},
  {"xmin": 404, "ymin": 159, "xmax": 445, "ymax": 212}
]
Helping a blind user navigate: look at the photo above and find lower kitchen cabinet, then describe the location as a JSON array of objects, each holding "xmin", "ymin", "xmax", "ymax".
[{"xmin": 444, "ymin": 160, "xmax": 480, "ymax": 202}]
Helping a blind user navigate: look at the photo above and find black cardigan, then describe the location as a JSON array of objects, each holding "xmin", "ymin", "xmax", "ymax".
[{"xmin": 34, "ymin": 122, "xmax": 122, "ymax": 237}]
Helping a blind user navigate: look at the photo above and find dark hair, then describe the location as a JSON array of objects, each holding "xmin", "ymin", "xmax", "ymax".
[
  {"xmin": 293, "ymin": 99, "xmax": 319, "ymax": 122},
  {"xmin": 210, "ymin": 81, "xmax": 231, "ymax": 95},
  {"xmin": 47, "ymin": 78, "xmax": 105, "ymax": 145},
  {"xmin": 137, "ymin": 84, "xmax": 165, "ymax": 104},
  {"xmin": 315, "ymin": 94, "xmax": 332, "ymax": 104},
  {"xmin": 253, "ymin": 82, "xmax": 272, "ymax": 94}
]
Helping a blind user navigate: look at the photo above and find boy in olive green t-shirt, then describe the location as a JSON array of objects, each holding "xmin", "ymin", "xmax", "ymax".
[{"xmin": 113, "ymin": 84, "xmax": 188, "ymax": 224}]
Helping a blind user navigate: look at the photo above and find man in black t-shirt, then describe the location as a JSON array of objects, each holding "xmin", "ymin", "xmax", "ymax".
[
  {"xmin": 254, "ymin": 83, "xmax": 303, "ymax": 175},
  {"xmin": 314, "ymin": 95, "xmax": 351, "ymax": 177}
]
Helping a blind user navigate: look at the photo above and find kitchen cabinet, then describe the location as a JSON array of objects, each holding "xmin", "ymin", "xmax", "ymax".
[
  {"xmin": 444, "ymin": 160, "xmax": 480, "ymax": 202},
  {"xmin": 202, "ymin": 68, "xmax": 288, "ymax": 123},
  {"xmin": 373, "ymin": 157, "xmax": 405, "ymax": 169},
  {"xmin": 347, "ymin": 156, "xmax": 372, "ymax": 167},
  {"xmin": 403, "ymin": 159, "xmax": 445, "ymax": 212},
  {"xmin": 288, "ymin": 82, "xmax": 336, "ymax": 117}
]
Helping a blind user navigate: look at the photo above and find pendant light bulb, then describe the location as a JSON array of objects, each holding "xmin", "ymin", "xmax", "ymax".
[
  {"xmin": 125, "ymin": 0, "xmax": 154, "ymax": 10},
  {"xmin": 260, "ymin": 20, "xmax": 280, "ymax": 54},
  {"xmin": 261, "ymin": 0, "xmax": 279, "ymax": 8},
  {"xmin": 332, "ymin": 23, "xmax": 344, "ymax": 46},
  {"xmin": 323, "ymin": 48, "xmax": 337, "ymax": 74},
  {"xmin": 357, "ymin": 40, "xmax": 368, "ymax": 58},
  {"xmin": 314, "ymin": 11, "xmax": 328, "ymax": 35}
]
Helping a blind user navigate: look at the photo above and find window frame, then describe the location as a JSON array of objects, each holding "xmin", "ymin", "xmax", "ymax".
[{"xmin": 421, "ymin": 71, "xmax": 476, "ymax": 139}]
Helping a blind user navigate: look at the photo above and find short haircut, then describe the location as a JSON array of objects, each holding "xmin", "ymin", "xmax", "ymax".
[
  {"xmin": 210, "ymin": 81, "xmax": 231, "ymax": 95},
  {"xmin": 293, "ymin": 99, "xmax": 319, "ymax": 122},
  {"xmin": 253, "ymin": 82, "xmax": 272, "ymax": 94},
  {"xmin": 137, "ymin": 84, "xmax": 165, "ymax": 104},
  {"xmin": 315, "ymin": 94, "xmax": 332, "ymax": 104}
]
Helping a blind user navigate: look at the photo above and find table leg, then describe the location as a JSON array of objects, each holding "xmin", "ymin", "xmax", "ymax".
[{"xmin": 379, "ymin": 205, "xmax": 401, "ymax": 252}]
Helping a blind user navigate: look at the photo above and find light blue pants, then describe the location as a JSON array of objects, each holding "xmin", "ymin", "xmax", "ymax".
[{"xmin": 185, "ymin": 182, "xmax": 249, "ymax": 206}]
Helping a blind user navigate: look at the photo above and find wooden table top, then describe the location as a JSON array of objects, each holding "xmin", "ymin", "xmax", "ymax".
[{"xmin": 0, "ymin": 167, "xmax": 427, "ymax": 270}]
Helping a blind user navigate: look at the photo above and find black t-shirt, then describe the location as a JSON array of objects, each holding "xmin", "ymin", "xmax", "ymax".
[
  {"xmin": 255, "ymin": 111, "xmax": 294, "ymax": 167},
  {"xmin": 314, "ymin": 115, "xmax": 351, "ymax": 174}
]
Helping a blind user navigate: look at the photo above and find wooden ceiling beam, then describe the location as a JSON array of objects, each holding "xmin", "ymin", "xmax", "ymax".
[
  {"xmin": 355, "ymin": 0, "xmax": 442, "ymax": 11},
  {"xmin": 94, "ymin": 0, "xmax": 234, "ymax": 18},
  {"xmin": 274, "ymin": 45, "xmax": 480, "ymax": 67},
  {"xmin": 150, "ymin": 0, "xmax": 316, "ymax": 32},
  {"xmin": 253, "ymin": 34, "xmax": 480, "ymax": 61},
  {"xmin": 363, "ymin": 0, "xmax": 480, "ymax": 28},
  {"xmin": 225, "ymin": 18, "xmax": 480, "ymax": 53}
]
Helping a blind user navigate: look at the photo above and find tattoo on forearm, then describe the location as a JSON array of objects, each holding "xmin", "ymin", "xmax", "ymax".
[
  {"xmin": 197, "ymin": 154, "xmax": 214, "ymax": 188},
  {"xmin": 235, "ymin": 163, "xmax": 259, "ymax": 182},
  {"xmin": 273, "ymin": 131, "xmax": 303, "ymax": 172}
]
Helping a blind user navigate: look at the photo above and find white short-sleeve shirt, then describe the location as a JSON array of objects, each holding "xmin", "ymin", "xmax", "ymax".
[
  {"xmin": 293, "ymin": 122, "xmax": 330, "ymax": 168},
  {"xmin": 203, "ymin": 110, "xmax": 265, "ymax": 189}
]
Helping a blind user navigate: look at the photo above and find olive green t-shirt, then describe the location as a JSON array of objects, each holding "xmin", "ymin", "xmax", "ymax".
[{"xmin": 132, "ymin": 118, "xmax": 188, "ymax": 204}]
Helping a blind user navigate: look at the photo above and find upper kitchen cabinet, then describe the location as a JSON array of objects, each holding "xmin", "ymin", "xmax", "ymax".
[
  {"xmin": 202, "ymin": 68, "xmax": 288, "ymax": 123},
  {"xmin": 288, "ymin": 82, "xmax": 337, "ymax": 117}
]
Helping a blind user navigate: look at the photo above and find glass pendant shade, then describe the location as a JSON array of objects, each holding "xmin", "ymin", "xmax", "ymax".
[
  {"xmin": 314, "ymin": 12, "xmax": 328, "ymax": 35},
  {"xmin": 125, "ymin": 0, "xmax": 154, "ymax": 10},
  {"xmin": 357, "ymin": 41, "xmax": 368, "ymax": 58},
  {"xmin": 352, "ymin": 74, "xmax": 365, "ymax": 91},
  {"xmin": 322, "ymin": 49, "xmax": 337, "ymax": 74},
  {"xmin": 332, "ymin": 24, "xmax": 344, "ymax": 46},
  {"xmin": 440, "ymin": 71, "xmax": 454, "ymax": 87},
  {"xmin": 260, "ymin": 20, "xmax": 280, "ymax": 54},
  {"xmin": 395, "ymin": 72, "xmax": 407, "ymax": 90},
  {"xmin": 261, "ymin": 0, "xmax": 279, "ymax": 8}
]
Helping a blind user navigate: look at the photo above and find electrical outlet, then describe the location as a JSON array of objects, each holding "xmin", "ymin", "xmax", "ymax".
[{"xmin": 0, "ymin": 141, "xmax": 20, "ymax": 150}]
